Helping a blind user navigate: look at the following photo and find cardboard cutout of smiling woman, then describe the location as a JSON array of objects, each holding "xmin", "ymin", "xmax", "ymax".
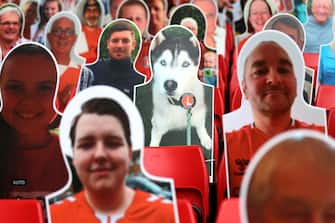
[
  {"xmin": 135, "ymin": 25, "xmax": 214, "ymax": 181},
  {"xmin": 45, "ymin": 11, "xmax": 86, "ymax": 113},
  {"xmin": 84, "ymin": 19, "xmax": 145, "ymax": 101},
  {"xmin": 217, "ymin": 30, "xmax": 327, "ymax": 204},
  {"xmin": 240, "ymin": 130, "xmax": 335, "ymax": 223},
  {"xmin": 0, "ymin": 3, "xmax": 28, "ymax": 62},
  {"xmin": 0, "ymin": 43, "xmax": 70, "ymax": 199},
  {"xmin": 304, "ymin": 0, "xmax": 334, "ymax": 53},
  {"xmin": 48, "ymin": 86, "xmax": 177, "ymax": 223}
]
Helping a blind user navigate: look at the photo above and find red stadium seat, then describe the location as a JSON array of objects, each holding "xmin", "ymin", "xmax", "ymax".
[
  {"xmin": 0, "ymin": 199, "xmax": 44, "ymax": 223},
  {"xmin": 217, "ymin": 154, "xmax": 227, "ymax": 208},
  {"xmin": 214, "ymin": 87, "xmax": 225, "ymax": 120},
  {"xmin": 328, "ymin": 109, "xmax": 335, "ymax": 138},
  {"xmin": 316, "ymin": 85, "xmax": 335, "ymax": 109},
  {"xmin": 216, "ymin": 198, "xmax": 241, "ymax": 223},
  {"xmin": 229, "ymin": 38, "xmax": 247, "ymax": 112},
  {"xmin": 213, "ymin": 122, "xmax": 220, "ymax": 175},
  {"xmin": 303, "ymin": 53, "xmax": 320, "ymax": 88},
  {"xmin": 214, "ymin": 88, "xmax": 224, "ymax": 161},
  {"xmin": 303, "ymin": 53, "xmax": 320, "ymax": 71},
  {"xmin": 143, "ymin": 145, "xmax": 209, "ymax": 223},
  {"xmin": 230, "ymin": 87, "xmax": 243, "ymax": 112},
  {"xmin": 177, "ymin": 199, "xmax": 197, "ymax": 223}
]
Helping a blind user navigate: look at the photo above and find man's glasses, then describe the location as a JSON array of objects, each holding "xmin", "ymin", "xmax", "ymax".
[
  {"xmin": 0, "ymin": 21, "xmax": 20, "ymax": 27},
  {"xmin": 51, "ymin": 28, "xmax": 75, "ymax": 37}
]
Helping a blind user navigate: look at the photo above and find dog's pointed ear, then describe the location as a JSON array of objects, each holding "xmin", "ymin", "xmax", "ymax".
[
  {"xmin": 189, "ymin": 35, "xmax": 198, "ymax": 48},
  {"xmin": 151, "ymin": 32, "xmax": 166, "ymax": 50}
]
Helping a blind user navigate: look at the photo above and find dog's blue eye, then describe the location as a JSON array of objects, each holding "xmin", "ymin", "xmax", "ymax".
[
  {"xmin": 182, "ymin": 61, "xmax": 190, "ymax": 67},
  {"xmin": 160, "ymin": 60, "xmax": 167, "ymax": 66}
]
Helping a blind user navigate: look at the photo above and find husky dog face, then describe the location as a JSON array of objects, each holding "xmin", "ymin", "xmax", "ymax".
[
  {"xmin": 148, "ymin": 26, "xmax": 212, "ymax": 151},
  {"xmin": 151, "ymin": 30, "xmax": 200, "ymax": 99}
]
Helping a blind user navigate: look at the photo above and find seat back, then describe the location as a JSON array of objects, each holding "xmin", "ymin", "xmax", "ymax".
[
  {"xmin": 316, "ymin": 85, "xmax": 335, "ymax": 109},
  {"xmin": 143, "ymin": 145, "xmax": 209, "ymax": 223},
  {"xmin": 0, "ymin": 199, "xmax": 44, "ymax": 223},
  {"xmin": 303, "ymin": 53, "xmax": 320, "ymax": 70},
  {"xmin": 177, "ymin": 199, "xmax": 197, "ymax": 223},
  {"xmin": 328, "ymin": 109, "xmax": 335, "ymax": 138},
  {"xmin": 303, "ymin": 53, "xmax": 320, "ymax": 88},
  {"xmin": 214, "ymin": 87, "xmax": 225, "ymax": 119},
  {"xmin": 216, "ymin": 198, "xmax": 241, "ymax": 223}
]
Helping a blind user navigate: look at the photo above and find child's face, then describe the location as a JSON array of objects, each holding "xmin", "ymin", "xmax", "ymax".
[
  {"xmin": 204, "ymin": 53, "xmax": 216, "ymax": 68},
  {"xmin": 0, "ymin": 54, "xmax": 57, "ymax": 135}
]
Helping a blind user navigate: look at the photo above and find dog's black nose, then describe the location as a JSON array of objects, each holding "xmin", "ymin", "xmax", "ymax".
[{"xmin": 164, "ymin": 80, "xmax": 178, "ymax": 93}]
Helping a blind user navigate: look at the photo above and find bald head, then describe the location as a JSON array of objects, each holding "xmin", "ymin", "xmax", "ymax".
[{"xmin": 247, "ymin": 135, "xmax": 335, "ymax": 223}]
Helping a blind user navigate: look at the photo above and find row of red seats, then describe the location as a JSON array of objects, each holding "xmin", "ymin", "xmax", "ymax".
[
  {"xmin": 0, "ymin": 145, "xmax": 243, "ymax": 223},
  {"xmin": 144, "ymin": 145, "xmax": 244, "ymax": 223},
  {"xmin": 316, "ymin": 85, "xmax": 335, "ymax": 110},
  {"xmin": 0, "ymin": 199, "xmax": 44, "ymax": 223},
  {"xmin": 0, "ymin": 198, "xmax": 242, "ymax": 223},
  {"xmin": 0, "ymin": 145, "xmax": 217, "ymax": 223},
  {"xmin": 328, "ymin": 109, "xmax": 335, "ymax": 138},
  {"xmin": 143, "ymin": 145, "xmax": 209, "ymax": 223}
]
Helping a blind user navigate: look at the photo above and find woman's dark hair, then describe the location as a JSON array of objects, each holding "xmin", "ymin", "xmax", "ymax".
[
  {"xmin": 247, "ymin": 0, "xmax": 272, "ymax": 33},
  {"xmin": 38, "ymin": 0, "xmax": 62, "ymax": 29},
  {"xmin": 0, "ymin": 43, "xmax": 56, "ymax": 83},
  {"xmin": 69, "ymin": 98, "xmax": 132, "ymax": 147}
]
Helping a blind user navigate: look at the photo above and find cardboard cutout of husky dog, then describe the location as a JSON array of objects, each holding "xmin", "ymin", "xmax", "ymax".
[
  {"xmin": 149, "ymin": 26, "xmax": 212, "ymax": 150},
  {"xmin": 135, "ymin": 26, "xmax": 214, "ymax": 179}
]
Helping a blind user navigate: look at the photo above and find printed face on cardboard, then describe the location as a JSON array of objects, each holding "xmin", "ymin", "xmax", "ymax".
[
  {"xmin": 99, "ymin": 19, "xmax": 141, "ymax": 60},
  {"xmin": 0, "ymin": 43, "xmax": 58, "ymax": 138},
  {"xmin": 116, "ymin": 0, "xmax": 150, "ymax": 37},
  {"xmin": 0, "ymin": 4, "xmax": 24, "ymax": 48},
  {"xmin": 54, "ymin": 86, "xmax": 178, "ymax": 222},
  {"xmin": 264, "ymin": 13, "xmax": 305, "ymax": 51},
  {"xmin": 221, "ymin": 31, "xmax": 326, "ymax": 199},
  {"xmin": 308, "ymin": 0, "xmax": 333, "ymax": 23},
  {"xmin": 169, "ymin": 4, "xmax": 218, "ymax": 87},
  {"xmin": 242, "ymin": 41, "xmax": 297, "ymax": 116},
  {"xmin": 248, "ymin": 0, "xmax": 272, "ymax": 33},
  {"xmin": 43, "ymin": 0, "xmax": 60, "ymax": 20},
  {"xmin": 22, "ymin": 0, "xmax": 38, "ymax": 25},
  {"xmin": 45, "ymin": 12, "xmax": 84, "ymax": 114},
  {"xmin": 240, "ymin": 130, "xmax": 335, "ymax": 223},
  {"xmin": 191, "ymin": 0, "xmax": 218, "ymax": 50},
  {"xmin": 109, "ymin": 0, "xmax": 124, "ymax": 20},
  {"xmin": 169, "ymin": 4, "xmax": 206, "ymax": 41},
  {"xmin": 146, "ymin": 0, "xmax": 168, "ymax": 36},
  {"xmin": 0, "ymin": 43, "xmax": 70, "ymax": 200},
  {"xmin": 134, "ymin": 25, "xmax": 214, "ymax": 181},
  {"xmin": 47, "ymin": 17, "xmax": 77, "ymax": 57},
  {"xmin": 224, "ymin": 30, "xmax": 326, "ymax": 132},
  {"xmin": 264, "ymin": 13, "xmax": 320, "ymax": 106}
]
